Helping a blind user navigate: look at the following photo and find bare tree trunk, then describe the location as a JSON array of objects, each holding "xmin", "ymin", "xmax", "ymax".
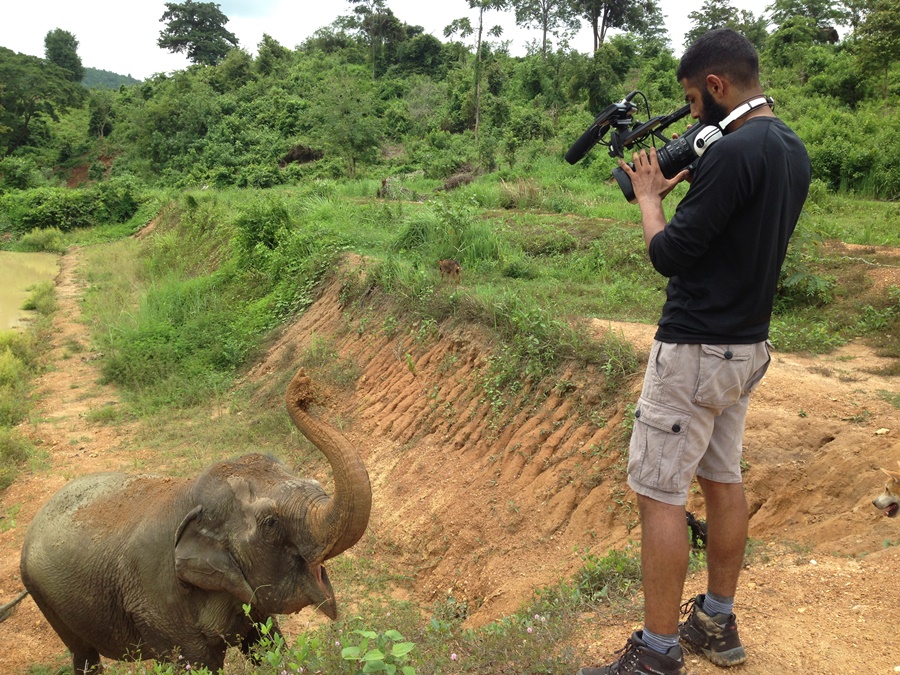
[
  {"xmin": 599, "ymin": 4, "xmax": 610, "ymax": 46},
  {"xmin": 475, "ymin": 5, "xmax": 485, "ymax": 144}
]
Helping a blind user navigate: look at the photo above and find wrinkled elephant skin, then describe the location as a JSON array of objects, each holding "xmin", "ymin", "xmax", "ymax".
[{"xmin": 16, "ymin": 368, "xmax": 371, "ymax": 675}]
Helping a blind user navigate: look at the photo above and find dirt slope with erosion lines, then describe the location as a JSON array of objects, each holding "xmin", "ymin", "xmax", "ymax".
[{"xmin": 0, "ymin": 250, "xmax": 899, "ymax": 673}]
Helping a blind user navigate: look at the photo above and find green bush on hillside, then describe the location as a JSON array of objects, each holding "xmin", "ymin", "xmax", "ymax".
[{"xmin": 0, "ymin": 177, "xmax": 143, "ymax": 234}]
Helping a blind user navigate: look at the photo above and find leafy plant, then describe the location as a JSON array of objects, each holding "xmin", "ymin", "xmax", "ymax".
[
  {"xmin": 776, "ymin": 225, "xmax": 835, "ymax": 310},
  {"xmin": 13, "ymin": 227, "xmax": 67, "ymax": 253},
  {"xmin": 0, "ymin": 428, "xmax": 33, "ymax": 490},
  {"xmin": 573, "ymin": 546, "xmax": 643, "ymax": 606},
  {"xmin": 341, "ymin": 629, "xmax": 417, "ymax": 675}
]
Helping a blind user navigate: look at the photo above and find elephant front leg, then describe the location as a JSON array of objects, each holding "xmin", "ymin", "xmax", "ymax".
[{"xmin": 71, "ymin": 646, "xmax": 102, "ymax": 675}]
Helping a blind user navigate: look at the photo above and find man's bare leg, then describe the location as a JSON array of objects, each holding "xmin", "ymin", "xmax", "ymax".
[
  {"xmin": 638, "ymin": 494, "xmax": 690, "ymax": 635},
  {"xmin": 697, "ymin": 477, "xmax": 748, "ymax": 598}
]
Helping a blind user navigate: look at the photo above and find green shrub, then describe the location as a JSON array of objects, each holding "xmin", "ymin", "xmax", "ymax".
[
  {"xmin": 0, "ymin": 187, "xmax": 95, "ymax": 232},
  {"xmin": 94, "ymin": 175, "xmax": 142, "ymax": 223},
  {"xmin": 574, "ymin": 547, "xmax": 643, "ymax": 606},
  {"xmin": 0, "ymin": 428, "xmax": 33, "ymax": 491},
  {"xmin": 0, "ymin": 156, "xmax": 47, "ymax": 191},
  {"xmin": 233, "ymin": 195, "xmax": 292, "ymax": 258},
  {"xmin": 15, "ymin": 227, "xmax": 67, "ymax": 253},
  {"xmin": 21, "ymin": 281, "xmax": 58, "ymax": 315},
  {"xmin": 0, "ymin": 348, "xmax": 25, "ymax": 388},
  {"xmin": 0, "ymin": 178, "xmax": 145, "ymax": 234},
  {"xmin": 776, "ymin": 227, "xmax": 834, "ymax": 310},
  {"xmin": 0, "ymin": 330, "xmax": 38, "ymax": 369}
]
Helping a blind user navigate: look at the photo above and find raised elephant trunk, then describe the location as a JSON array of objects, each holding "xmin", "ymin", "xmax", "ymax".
[{"xmin": 285, "ymin": 368, "xmax": 372, "ymax": 563}]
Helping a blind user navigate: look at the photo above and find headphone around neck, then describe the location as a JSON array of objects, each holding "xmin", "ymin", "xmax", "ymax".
[{"xmin": 718, "ymin": 96, "xmax": 775, "ymax": 131}]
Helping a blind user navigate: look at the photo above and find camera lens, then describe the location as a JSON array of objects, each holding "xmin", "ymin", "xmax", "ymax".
[{"xmin": 656, "ymin": 138, "xmax": 694, "ymax": 178}]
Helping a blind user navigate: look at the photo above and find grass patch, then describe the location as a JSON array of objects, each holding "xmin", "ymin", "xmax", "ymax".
[
  {"xmin": 84, "ymin": 403, "xmax": 128, "ymax": 425},
  {"xmin": 0, "ymin": 287, "xmax": 55, "ymax": 487},
  {"xmin": 21, "ymin": 281, "xmax": 58, "ymax": 315},
  {"xmin": 80, "ymin": 193, "xmax": 348, "ymax": 414},
  {"xmin": 76, "ymin": 178, "xmax": 897, "ymax": 422},
  {"xmin": 297, "ymin": 333, "xmax": 362, "ymax": 390},
  {"xmin": 0, "ymin": 428, "xmax": 34, "ymax": 490},
  {"xmin": 878, "ymin": 390, "xmax": 900, "ymax": 409},
  {"xmin": 571, "ymin": 545, "xmax": 643, "ymax": 611},
  {"xmin": 12, "ymin": 227, "xmax": 68, "ymax": 254}
]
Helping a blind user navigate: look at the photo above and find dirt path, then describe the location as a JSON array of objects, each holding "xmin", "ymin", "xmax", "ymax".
[
  {"xmin": 1, "ymin": 250, "xmax": 899, "ymax": 674},
  {"xmin": 0, "ymin": 249, "xmax": 147, "ymax": 673}
]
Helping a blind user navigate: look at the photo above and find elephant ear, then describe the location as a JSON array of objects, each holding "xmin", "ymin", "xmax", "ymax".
[{"xmin": 174, "ymin": 506, "xmax": 254, "ymax": 603}]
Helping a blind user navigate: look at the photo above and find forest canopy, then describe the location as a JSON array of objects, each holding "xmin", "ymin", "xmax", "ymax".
[{"xmin": 0, "ymin": 0, "xmax": 898, "ymax": 199}]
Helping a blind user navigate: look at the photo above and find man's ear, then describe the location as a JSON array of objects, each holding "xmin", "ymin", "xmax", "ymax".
[{"xmin": 705, "ymin": 74, "xmax": 726, "ymax": 98}]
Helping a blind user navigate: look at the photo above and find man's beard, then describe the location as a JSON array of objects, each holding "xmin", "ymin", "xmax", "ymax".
[{"xmin": 700, "ymin": 88, "xmax": 729, "ymax": 126}]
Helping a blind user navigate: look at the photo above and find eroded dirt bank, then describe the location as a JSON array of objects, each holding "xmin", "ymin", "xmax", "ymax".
[{"xmin": 1, "ymin": 250, "xmax": 899, "ymax": 673}]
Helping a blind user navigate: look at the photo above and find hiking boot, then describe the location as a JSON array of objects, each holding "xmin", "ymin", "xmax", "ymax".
[
  {"xmin": 679, "ymin": 594, "xmax": 747, "ymax": 667},
  {"xmin": 576, "ymin": 630, "xmax": 687, "ymax": 675}
]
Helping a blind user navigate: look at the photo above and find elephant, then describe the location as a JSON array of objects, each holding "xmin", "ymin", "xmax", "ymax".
[{"xmin": 8, "ymin": 368, "xmax": 371, "ymax": 675}]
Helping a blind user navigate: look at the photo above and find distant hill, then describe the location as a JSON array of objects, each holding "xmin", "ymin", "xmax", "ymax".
[{"xmin": 82, "ymin": 66, "xmax": 141, "ymax": 89}]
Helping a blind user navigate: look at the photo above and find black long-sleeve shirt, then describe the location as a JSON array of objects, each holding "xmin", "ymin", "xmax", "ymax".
[{"xmin": 649, "ymin": 117, "xmax": 811, "ymax": 344}]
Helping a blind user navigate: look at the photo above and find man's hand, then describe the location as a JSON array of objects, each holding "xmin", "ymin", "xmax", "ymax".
[
  {"xmin": 618, "ymin": 147, "xmax": 689, "ymax": 204},
  {"xmin": 618, "ymin": 147, "xmax": 690, "ymax": 248}
]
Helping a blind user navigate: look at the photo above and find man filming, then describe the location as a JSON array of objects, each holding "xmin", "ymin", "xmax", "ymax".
[{"xmin": 577, "ymin": 29, "xmax": 811, "ymax": 675}]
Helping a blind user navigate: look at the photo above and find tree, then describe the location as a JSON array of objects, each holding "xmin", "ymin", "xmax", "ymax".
[
  {"xmin": 842, "ymin": 0, "xmax": 871, "ymax": 31},
  {"xmin": 346, "ymin": 0, "xmax": 397, "ymax": 79},
  {"xmin": 685, "ymin": 0, "xmax": 739, "ymax": 44},
  {"xmin": 0, "ymin": 47, "xmax": 83, "ymax": 155},
  {"xmin": 570, "ymin": 0, "xmax": 657, "ymax": 52},
  {"xmin": 857, "ymin": 0, "xmax": 900, "ymax": 100},
  {"xmin": 766, "ymin": 15, "xmax": 825, "ymax": 68},
  {"xmin": 312, "ymin": 69, "xmax": 384, "ymax": 176},
  {"xmin": 445, "ymin": 0, "xmax": 509, "ymax": 143},
  {"xmin": 766, "ymin": 0, "xmax": 846, "ymax": 31},
  {"xmin": 44, "ymin": 29, "xmax": 84, "ymax": 82},
  {"xmin": 255, "ymin": 34, "xmax": 292, "ymax": 77},
  {"xmin": 512, "ymin": 0, "xmax": 578, "ymax": 59},
  {"xmin": 685, "ymin": 0, "xmax": 769, "ymax": 49},
  {"xmin": 157, "ymin": 0, "xmax": 239, "ymax": 66},
  {"xmin": 395, "ymin": 33, "xmax": 446, "ymax": 76},
  {"xmin": 631, "ymin": 0, "xmax": 670, "ymax": 47},
  {"xmin": 88, "ymin": 88, "xmax": 115, "ymax": 139}
]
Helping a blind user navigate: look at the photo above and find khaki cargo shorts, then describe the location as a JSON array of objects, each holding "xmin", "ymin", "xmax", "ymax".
[{"xmin": 627, "ymin": 340, "xmax": 771, "ymax": 506}]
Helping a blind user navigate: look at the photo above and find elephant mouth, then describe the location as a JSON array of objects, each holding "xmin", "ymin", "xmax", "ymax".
[
  {"xmin": 311, "ymin": 564, "xmax": 337, "ymax": 619},
  {"xmin": 267, "ymin": 564, "xmax": 336, "ymax": 618}
]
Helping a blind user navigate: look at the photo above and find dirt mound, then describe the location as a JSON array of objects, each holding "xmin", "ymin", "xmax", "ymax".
[
  {"xmin": 1, "ymin": 251, "xmax": 899, "ymax": 673},
  {"xmin": 249, "ymin": 259, "xmax": 899, "ymax": 609}
]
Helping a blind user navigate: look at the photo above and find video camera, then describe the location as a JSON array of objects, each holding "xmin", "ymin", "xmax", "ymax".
[{"xmin": 564, "ymin": 91, "xmax": 722, "ymax": 203}]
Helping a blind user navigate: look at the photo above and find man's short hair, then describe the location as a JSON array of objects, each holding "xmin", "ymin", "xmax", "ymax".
[{"xmin": 676, "ymin": 28, "xmax": 760, "ymax": 88}]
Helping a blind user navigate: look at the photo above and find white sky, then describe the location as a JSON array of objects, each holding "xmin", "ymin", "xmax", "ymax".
[{"xmin": 1, "ymin": 0, "xmax": 771, "ymax": 81}]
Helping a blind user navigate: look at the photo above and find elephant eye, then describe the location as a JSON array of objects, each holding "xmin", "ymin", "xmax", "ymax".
[{"xmin": 259, "ymin": 516, "xmax": 282, "ymax": 544}]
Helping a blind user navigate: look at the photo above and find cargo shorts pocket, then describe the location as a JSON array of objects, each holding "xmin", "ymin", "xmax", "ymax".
[
  {"xmin": 628, "ymin": 397, "xmax": 692, "ymax": 494},
  {"xmin": 743, "ymin": 343, "xmax": 771, "ymax": 396},
  {"xmin": 693, "ymin": 344, "xmax": 753, "ymax": 410}
]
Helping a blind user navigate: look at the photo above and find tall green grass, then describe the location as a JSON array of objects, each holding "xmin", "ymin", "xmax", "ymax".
[
  {"xmin": 0, "ymin": 283, "xmax": 55, "ymax": 488},
  {"xmin": 82, "ymin": 191, "xmax": 349, "ymax": 412},
  {"xmin": 79, "ymin": 172, "xmax": 899, "ymax": 418}
]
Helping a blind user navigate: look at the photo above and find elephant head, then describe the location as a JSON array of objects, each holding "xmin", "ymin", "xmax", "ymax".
[{"xmin": 173, "ymin": 368, "xmax": 372, "ymax": 620}]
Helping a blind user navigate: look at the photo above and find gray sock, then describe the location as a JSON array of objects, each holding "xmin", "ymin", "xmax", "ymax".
[
  {"xmin": 641, "ymin": 627, "xmax": 680, "ymax": 656},
  {"xmin": 702, "ymin": 591, "xmax": 734, "ymax": 619}
]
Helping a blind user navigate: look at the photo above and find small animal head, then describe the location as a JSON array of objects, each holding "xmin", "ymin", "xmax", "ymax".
[
  {"xmin": 438, "ymin": 259, "xmax": 461, "ymax": 284},
  {"xmin": 872, "ymin": 461, "xmax": 900, "ymax": 518}
]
